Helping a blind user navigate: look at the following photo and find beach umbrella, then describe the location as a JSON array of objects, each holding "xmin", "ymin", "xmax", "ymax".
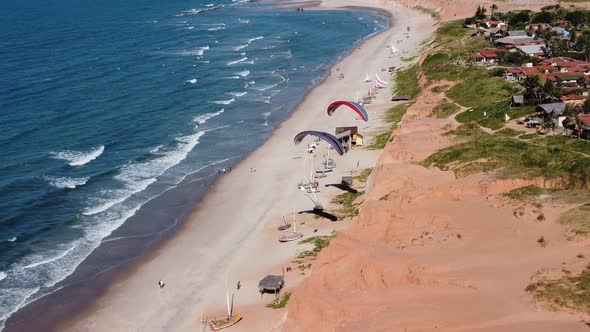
[
  {"xmin": 293, "ymin": 131, "xmax": 345, "ymax": 156},
  {"xmin": 326, "ymin": 101, "xmax": 369, "ymax": 122}
]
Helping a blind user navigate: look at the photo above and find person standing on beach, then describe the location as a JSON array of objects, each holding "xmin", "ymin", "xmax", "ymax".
[{"xmin": 158, "ymin": 280, "xmax": 165, "ymax": 289}]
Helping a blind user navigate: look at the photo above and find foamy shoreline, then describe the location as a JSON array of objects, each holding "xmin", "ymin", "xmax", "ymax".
[{"xmin": 12, "ymin": 3, "xmax": 434, "ymax": 332}]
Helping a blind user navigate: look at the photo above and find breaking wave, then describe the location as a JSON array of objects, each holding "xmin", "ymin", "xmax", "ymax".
[
  {"xmin": 45, "ymin": 176, "xmax": 89, "ymax": 189},
  {"xmin": 193, "ymin": 109, "xmax": 225, "ymax": 124},
  {"xmin": 51, "ymin": 146, "xmax": 104, "ymax": 167}
]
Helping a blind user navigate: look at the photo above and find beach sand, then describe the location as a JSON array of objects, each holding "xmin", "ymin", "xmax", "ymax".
[{"xmin": 54, "ymin": 2, "xmax": 434, "ymax": 332}]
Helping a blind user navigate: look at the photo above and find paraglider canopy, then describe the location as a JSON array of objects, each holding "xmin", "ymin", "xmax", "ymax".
[
  {"xmin": 293, "ymin": 131, "xmax": 345, "ymax": 156},
  {"xmin": 326, "ymin": 101, "xmax": 369, "ymax": 122}
]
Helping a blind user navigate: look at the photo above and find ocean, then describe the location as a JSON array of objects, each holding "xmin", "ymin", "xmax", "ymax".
[{"xmin": 0, "ymin": 0, "xmax": 388, "ymax": 328}]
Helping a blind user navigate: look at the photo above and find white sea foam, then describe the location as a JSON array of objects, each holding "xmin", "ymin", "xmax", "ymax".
[
  {"xmin": 21, "ymin": 245, "xmax": 77, "ymax": 270},
  {"xmin": 225, "ymin": 76, "xmax": 241, "ymax": 79},
  {"xmin": 233, "ymin": 44, "xmax": 248, "ymax": 51},
  {"xmin": 208, "ymin": 26, "xmax": 225, "ymax": 31},
  {"xmin": 83, "ymin": 131, "xmax": 206, "ymax": 216},
  {"xmin": 227, "ymin": 91, "xmax": 247, "ymax": 97},
  {"xmin": 205, "ymin": 3, "xmax": 214, "ymax": 6},
  {"xmin": 186, "ymin": 78, "xmax": 198, "ymax": 84},
  {"xmin": 178, "ymin": 46, "xmax": 209, "ymax": 56},
  {"xmin": 7, "ymin": 237, "xmax": 16, "ymax": 242},
  {"xmin": 0, "ymin": 272, "xmax": 6, "ymax": 282},
  {"xmin": 0, "ymin": 130, "xmax": 208, "ymax": 329},
  {"xmin": 45, "ymin": 176, "xmax": 89, "ymax": 189},
  {"xmin": 150, "ymin": 145, "xmax": 163, "ymax": 154},
  {"xmin": 193, "ymin": 109, "xmax": 224, "ymax": 124},
  {"xmin": 238, "ymin": 19, "xmax": 249, "ymax": 24},
  {"xmin": 235, "ymin": 70, "xmax": 250, "ymax": 77},
  {"xmin": 252, "ymin": 82, "xmax": 280, "ymax": 91},
  {"xmin": 248, "ymin": 36, "xmax": 264, "ymax": 43},
  {"xmin": 226, "ymin": 57, "xmax": 248, "ymax": 65},
  {"xmin": 51, "ymin": 146, "xmax": 104, "ymax": 166},
  {"xmin": 210, "ymin": 99, "xmax": 235, "ymax": 105}
]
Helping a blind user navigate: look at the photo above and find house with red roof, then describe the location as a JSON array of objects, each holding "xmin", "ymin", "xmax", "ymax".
[
  {"xmin": 472, "ymin": 49, "xmax": 502, "ymax": 64},
  {"xmin": 560, "ymin": 94, "xmax": 587, "ymax": 106}
]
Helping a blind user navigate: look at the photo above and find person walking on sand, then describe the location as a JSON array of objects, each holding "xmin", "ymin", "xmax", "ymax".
[
  {"xmin": 158, "ymin": 279, "xmax": 165, "ymax": 289},
  {"xmin": 237, "ymin": 281, "xmax": 241, "ymax": 290}
]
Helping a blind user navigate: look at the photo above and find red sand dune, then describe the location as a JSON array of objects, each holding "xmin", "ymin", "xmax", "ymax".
[{"xmin": 284, "ymin": 79, "xmax": 590, "ymax": 331}]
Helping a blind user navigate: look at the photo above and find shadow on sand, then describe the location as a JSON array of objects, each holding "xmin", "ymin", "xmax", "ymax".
[
  {"xmin": 298, "ymin": 209, "xmax": 338, "ymax": 222},
  {"xmin": 325, "ymin": 183, "xmax": 358, "ymax": 194}
]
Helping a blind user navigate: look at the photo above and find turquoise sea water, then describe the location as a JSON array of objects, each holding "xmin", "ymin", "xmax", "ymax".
[{"xmin": 0, "ymin": 0, "xmax": 388, "ymax": 327}]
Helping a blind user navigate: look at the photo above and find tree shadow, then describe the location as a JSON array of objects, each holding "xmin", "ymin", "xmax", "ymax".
[
  {"xmin": 298, "ymin": 209, "xmax": 338, "ymax": 222},
  {"xmin": 325, "ymin": 183, "xmax": 358, "ymax": 194}
]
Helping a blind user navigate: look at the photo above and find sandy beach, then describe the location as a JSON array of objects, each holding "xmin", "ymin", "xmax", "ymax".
[{"xmin": 40, "ymin": 2, "xmax": 436, "ymax": 332}]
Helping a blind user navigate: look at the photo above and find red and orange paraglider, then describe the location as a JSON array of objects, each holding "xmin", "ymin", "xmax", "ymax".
[{"xmin": 326, "ymin": 101, "xmax": 369, "ymax": 122}]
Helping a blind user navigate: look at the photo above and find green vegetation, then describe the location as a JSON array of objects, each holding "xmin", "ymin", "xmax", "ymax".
[
  {"xmin": 560, "ymin": 204, "xmax": 590, "ymax": 238},
  {"xmin": 432, "ymin": 99, "xmax": 460, "ymax": 118},
  {"xmin": 496, "ymin": 128, "xmax": 526, "ymax": 137},
  {"xmin": 386, "ymin": 102, "xmax": 410, "ymax": 125},
  {"xmin": 368, "ymin": 103, "xmax": 410, "ymax": 150},
  {"xmin": 331, "ymin": 191, "xmax": 364, "ymax": 219},
  {"xmin": 430, "ymin": 85, "xmax": 450, "ymax": 93},
  {"xmin": 421, "ymin": 52, "xmax": 475, "ymax": 81},
  {"xmin": 401, "ymin": 55, "xmax": 418, "ymax": 62},
  {"xmin": 504, "ymin": 185, "xmax": 590, "ymax": 203},
  {"xmin": 503, "ymin": 185, "xmax": 546, "ymax": 200},
  {"xmin": 297, "ymin": 233, "xmax": 336, "ymax": 258},
  {"xmin": 266, "ymin": 292, "xmax": 291, "ymax": 309},
  {"xmin": 435, "ymin": 20, "xmax": 468, "ymax": 45},
  {"xmin": 447, "ymin": 77, "xmax": 520, "ymax": 108},
  {"xmin": 519, "ymin": 133, "xmax": 538, "ymax": 140},
  {"xmin": 355, "ymin": 168, "xmax": 372, "ymax": 183},
  {"xmin": 455, "ymin": 101, "xmax": 535, "ymax": 130},
  {"xmin": 367, "ymin": 132, "xmax": 391, "ymax": 150},
  {"xmin": 526, "ymin": 267, "xmax": 590, "ymax": 314},
  {"xmin": 394, "ymin": 65, "xmax": 420, "ymax": 98},
  {"xmin": 422, "ymin": 124, "xmax": 590, "ymax": 185}
]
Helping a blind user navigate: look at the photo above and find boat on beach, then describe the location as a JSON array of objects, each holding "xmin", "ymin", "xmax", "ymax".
[{"xmin": 207, "ymin": 280, "xmax": 242, "ymax": 331}]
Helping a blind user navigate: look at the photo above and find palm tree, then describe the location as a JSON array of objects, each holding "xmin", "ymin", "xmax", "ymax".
[
  {"xmin": 524, "ymin": 75, "xmax": 544, "ymax": 103},
  {"xmin": 490, "ymin": 4, "xmax": 498, "ymax": 19}
]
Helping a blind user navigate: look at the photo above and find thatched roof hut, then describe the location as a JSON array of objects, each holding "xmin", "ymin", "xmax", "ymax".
[{"xmin": 258, "ymin": 275, "xmax": 284, "ymax": 294}]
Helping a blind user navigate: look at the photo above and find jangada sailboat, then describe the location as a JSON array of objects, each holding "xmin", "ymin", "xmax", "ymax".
[{"xmin": 208, "ymin": 280, "xmax": 242, "ymax": 331}]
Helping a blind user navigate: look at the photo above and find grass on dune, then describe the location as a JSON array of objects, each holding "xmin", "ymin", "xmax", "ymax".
[
  {"xmin": 526, "ymin": 267, "xmax": 590, "ymax": 314},
  {"xmin": 394, "ymin": 65, "xmax": 420, "ymax": 98},
  {"xmin": 266, "ymin": 292, "xmax": 291, "ymax": 309},
  {"xmin": 432, "ymin": 99, "xmax": 460, "ymax": 118},
  {"xmin": 423, "ymin": 124, "xmax": 590, "ymax": 185},
  {"xmin": 455, "ymin": 100, "xmax": 535, "ymax": 130},
  {"xmin": 368, "ymin": 103, "xmax": 410, "ymax": 150}
]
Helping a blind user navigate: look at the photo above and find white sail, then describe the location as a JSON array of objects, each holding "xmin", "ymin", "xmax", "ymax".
[{"xmin": 225, "ymin": 279, "xmax": 231, "ymax": 317}]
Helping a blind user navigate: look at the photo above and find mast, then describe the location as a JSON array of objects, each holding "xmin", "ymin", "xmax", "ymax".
[{"xmin": 225, "ymin": 278, "xmax": 231, "ymax": 319}]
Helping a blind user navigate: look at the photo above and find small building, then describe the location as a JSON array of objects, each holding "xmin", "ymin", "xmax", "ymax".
[
  {"xmin": 551, "ymin": 27, "xmax": 571, "ymax": 40},
  {"xmin": 353, "ymin": 133, "xmax": 364, "ymax": 146},
  {"xmin": 536, "ymin": 102, "xmax": 566, "ymax": 126},
  {"xmin": 515, "ymin": 44, "xmax": 546, "ymax": 58},
  {"xmin": 335, "ymin": 126, "xmax": 363, "ymax": 147},
  {"xmin": 507, "ymin": 30, "xmax": 528, "ymax": 37},
  {"xmin": 512, "ymin": 94, "xmax": 524, "ymax": 107},
  {"xmin": 495, "ymin": 36, "xmax": 537, "ymax": 47},
  {"xmin": 560, "ymin": 94, "xmax": 586, "ymax": 106},
  {"xmin": 472, "ymin": 49, "xmax": 501, "ymax": 64},
  {"xmin": 258, "ymin": 275, "xmax": 285, "ymax": 295}
]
